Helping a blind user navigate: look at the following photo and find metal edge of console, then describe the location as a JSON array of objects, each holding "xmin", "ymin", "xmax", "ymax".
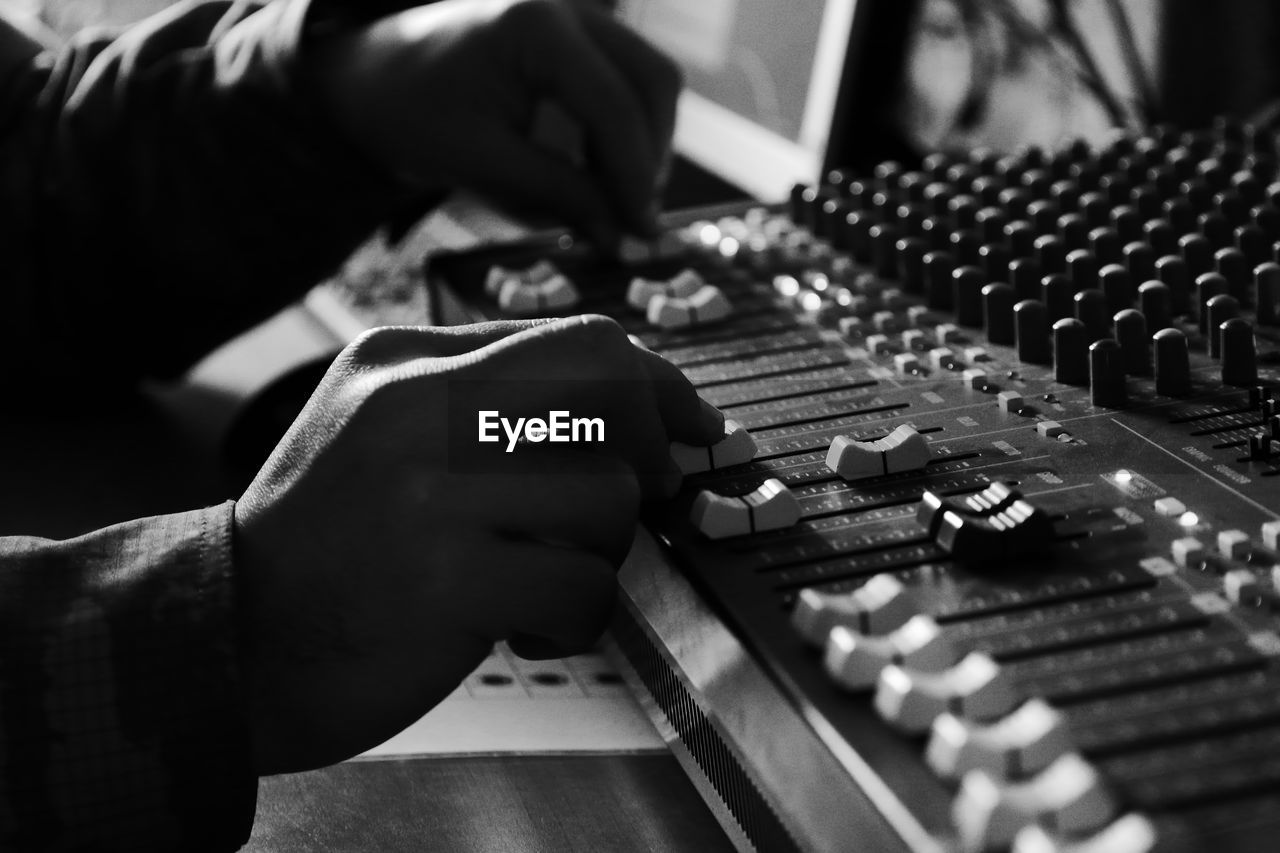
[{"xmin": 608, "ymin": 529, "xmax": 954, "ymax": 853}]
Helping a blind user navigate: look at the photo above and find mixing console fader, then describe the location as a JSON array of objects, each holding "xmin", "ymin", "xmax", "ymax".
[{"xmin": 426, "ymin": 123, "xmax": 1280, "ymax": 853}]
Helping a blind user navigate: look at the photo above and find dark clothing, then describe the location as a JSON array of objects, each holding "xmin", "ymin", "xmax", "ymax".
[{"xmin": 0, "ymin": 2, "xmax": 414, "ymax": 849}]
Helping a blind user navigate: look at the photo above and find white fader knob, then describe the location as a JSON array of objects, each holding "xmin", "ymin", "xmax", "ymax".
[
  {"xmin": 1012, "ymin": 813, "xmax": 1159, "ymax": 853},
  {"xmin": 647, "ymin": 285, "xmax": 734, "ymax": 330},
  {"xmin": 485, "ymin": 265, "xmax": 520, "ymax": 298},
  {"xmin": 498, "ymin": 274, "xmax": 581, "ymax": 316},
  {"xmin": 953, "ymin": 753, "xmax": 1118, "ymax": 853},
  {"xmin": 627, "ymin": 268, "xmax": 704, "ymax": 311},
  {"xmin": 670, "ymin": 420, "xmax": 757, "ymax": 476},
  {"xmin": 926, "ymin": 698, "xmax": 1073, "ymax": 781},
  {"xmin": 875, "ymin": 652, "xmax": 1017, "ymax": 735},
  {"xmin": 691, "ymin": 478, "xmax": 800, "ymax": 540},
  {"xmin": 791, "ymin": 574, "xmax": 916, "ymax": 647},
  {"xmin": 826, "ymin": 424, "xmax": 932, "ymax": 481},
  {"xmin": 824, "ymin": 615, "xmax": 956, "ymax": 691}
]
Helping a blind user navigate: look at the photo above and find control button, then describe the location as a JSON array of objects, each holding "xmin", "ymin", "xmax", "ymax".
[
  {"xmin": 1217, "ymin": 529, "xmax": 1251, "ymax": 559},
  {"xmin": 1223, "ymin": 568, "xmax": 1263, "ymax": 606},
  {"xmin": 1012, "ymin": 813, "xmax": 1159, "ymax": 853},
  {"xmin": 873, "ymin": 310, "xmax": 900, "ymax": 333},
  {"xmin": 791, "ymin": 575, "xmax": 916, "ymax": 647},
  {"xmin": 1113, "ymin": 309, "xmax": 1149, "ymax": 375},
  {"xmin": 902, "ymin": 329, "xmax": 928, "ymax": 350},
  {"xmin": 1015, "ymin": 300, "xmax": 1052, "ymax": 365},
  {"xmin": 1037, "ymin": 421, "xmax": 1066, "ymax": 438},
  {"xmin": 1073, "ymin": 289, "xmax": 1111, "ymax": 342},
  {"xmin": 953, "ymin": 754, "xmax": 1117, "ymax": 853},
  {"xmin": 1205, "ymin": 294, "xmax": 1239, "ymax": 358},
  {"xmin": 691, "ymin": 478, "xmax": 800, "ymax": 540},
  {"xmin": 999, "ymin": 391, "xmax": 1025, "ymax": 414},
  {"xmin": 918, "ymin": 482, "xmax": 1054, "ymax": 563},
  {"xmin": 1052, "ymin": 318, "xmax": 1089, "ymax": 386},
  {"xmin": 498, "ymin": 272, "xmax": 581, "ymax": 316},
  {"xmin": 839, "ymin": 317, "xmax": 866, "ymax": 339},
  {"xmin": 1099, "ymin": 263, "xmax": 1134, "ymax": 314},
  {"xmin": 647, "ymin": 285, "xmax": 732, "ymax": 330},
  {"xmin": 1089, "ymin": 339, "xmax": 1127, "ymax": 408},
  {"xmin": 875, "ymin": 653, "xmax": 1016, "ymax": 734},
  {"xmin": 1170, "ymin": 536, "xmax": 1206, "ymax": 569},
  {"xmin": 1257, "ymin": 262, "xmax": 1280, "ymax": 326},
  {"xmin": 963, "ymin": 369, "xmax": 989, "ymax": 390},
  {"xmin": 1137, "ymin": 280, "xmax": 1171, "ymax": 335},
  {"xmin": 937, "ymin": 323, "xmax": 963, "ymax": 344},
  {"xmin": 1152, "ymin": 497, "xmax": 1186, "ymax": 518},
  {"xmin": 865, "ymin": 334, "xmax": 896, "ymax": 355},
  {"xmin": 926, "ymin": 699, "xmax": 1072, "ymax": 781},
  {"xmin": 1220, "ymin": 317, "xmax": 1258, "ymax": 387},
  {"xmin": 670, "ymin": 419, "xmax": 757, "ymax": 476},
  {"xmin": 965, "ymin": 347, "xmax": 991, "ymax": 364},
  {"xmin": 827, "ymin": 425, "xmax": 932, "ymax": 481},
  {"xmin": 824, "ymin": 615, "xmax": 954, "ymax": 691},
  {"xmin": 894, "ymin": 353, "xmax": 922, "ymax": 377},
  {"xmin": 1153, "ymin": 328, "xmax": 1191, "ymax": 396},
  {"xmin": 1262, "ymin": 519, "xmax": 1280, "ymax": 550},
  {"xmin": 627, "ymin": 268, "xmax": 702, "ymax": 311},
  {"xmin": 486, "ymin": 259, "xmax": 559, "ymax": 298},
  {"xmin": 929, "ymin": 347, "xmax": 957, "ymax": 370},
  {"xmin": 954, "ymin": 267, "xmax": 986, "ymax": 327}
]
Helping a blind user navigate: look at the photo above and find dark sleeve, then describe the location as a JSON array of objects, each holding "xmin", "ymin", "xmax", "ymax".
[
  {"xmin": 0, "ymin": 0, "xmax": 416, "ymax": 397},
  {"xmin": 0, "ymin": 502, "xmax": 255, "ymax": 853}
]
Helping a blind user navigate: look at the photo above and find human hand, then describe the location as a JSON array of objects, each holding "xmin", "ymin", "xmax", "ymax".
[
  {"xmin": 233, "ymin": 316, "xmax": 721, "ymax": 774},
  {"xmin": 306, "ymin": 0, "xmax": 681, "ymax": 249}
]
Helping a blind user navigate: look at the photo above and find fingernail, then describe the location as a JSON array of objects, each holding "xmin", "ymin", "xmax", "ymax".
[{"xmin": 699, "ymin": 397, "xmax": 725, "ymax": 437}]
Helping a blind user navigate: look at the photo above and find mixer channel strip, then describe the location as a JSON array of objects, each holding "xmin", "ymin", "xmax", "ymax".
[{"xmin": 428, "ymin": 124, "xmax": 1280, "ymax": 852}]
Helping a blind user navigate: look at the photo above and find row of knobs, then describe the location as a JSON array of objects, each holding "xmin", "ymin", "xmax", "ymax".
[{"xmin": 791, "ymin": 127, "xmax": 1280, "ymax": 405}]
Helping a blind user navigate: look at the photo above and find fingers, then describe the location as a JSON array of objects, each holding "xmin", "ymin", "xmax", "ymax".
[
  {"xmin": 481, "ymin": 540, "xmax": 620, "ymax": 655},
  {"xmin": 572, "ymin": 3, "xmax": 682, "ymax": 193},
  {"xmin": 457, "ymin": 118, "xmax": 623, "ymax": 250},
  {"xmin": 475, "ymin": 449, "xmax": 641, "ymax": 565},
  {"xmin": 509, "ymin": 2, "xmax": 661, "ymax": 236},
  {"xmin": 634, "ymin": 348, "xmax": 725, "ymax": 445}
]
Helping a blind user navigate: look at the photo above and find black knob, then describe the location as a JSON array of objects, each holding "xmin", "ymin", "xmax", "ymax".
[
  {"xmin": 1257, "ymin": 262, "xmax": 1280, "ymax": 325},
  {"xmin": 870, "ymin": 223, "xmax": 901, "ymax": 278},
  {"xmin": 1042, "ymin": 274, "xmax": 1075, "ymax": 323},
  {"xmin": 1036, "ymin": 235, "xmax": 1066, "ymax": 275},
  {"xmin": 844, "ymin": 210, "xmax": 874, "ymax": 262},
  {"xmin": 1053, "ymin": 318, "xmax": 1090, "ymax": 385},
  {"xmin": 1144, "ymin": 219, "xmax": 1178, "ymax": 257},
  {"xmin": 1180, "ymin": 233, "xmax": 1213, "ymax": 278},
  {"xmin": 924, "ymin": 251, "xmax": 956, "ymax": 310},
  {"xmin": 1196, "ymin": 272, "xmax": 1228, "ymax": 335},
  {"xmin": 954, "ymin": 266, "xmax": 986, "ymax": 327},
  {"xmin": 983, "ymin": 283, "xmax": 1018, "ymax": 345},
  {"xmin": 1138, "ymin": 281, "xmax": 1172, "ymax": 334},
  {"xmin": 1089, "ymin": 226, "xmax": 1122, "ymax": 265},
  {"xmin": 1154, "ymin": 328, "xmax": 1192, "ymax": 396},
  {"xmin": 1058, "ymin": 213, "xmax": 1090, "ymax": 251},
  {"xmin": 1205, "ymin": 294, "xmax": 1240, "ymax": 358},
  {"xmin": 1221, "ymin": 318, "xmax": 1259, "ymax": 387},
  {"xmin": 1075, "ymin": 289, "xmax": 1111, "ymax": 342},
  {"xmin": 1090, "ymin": 339, "xmax": 1127, "ymax": 408},
  {"xmin": 1124, "ymin": 241, "xmax": 1156, "ymax": 283},
  {"xmin": 1010, "ymin": 257, "xmax": 1043, "ymax": 302},
  {"xmin": 1067, "ymin": 249, "xmax": 1099, "ymax": 292},
  {"xmin": 1111, "ymin": 206, "xmax": 1142, "ymax": 244},
  {"xmin": 1114, "ymin": 309, "xmax": 1150, "ymax": 374},
  {"xmin": 1236, "ymin": 224, "xmax": 1270, "ymax": 268},
  {"xmin": 1099, "ymin": 264, "xmax": 1134, "ymax": 314},
  {"xmin": 1006, "ymin": 220, "xmax": 1036, "ymax": 257},
  {"xmin": 1015, "ymin": 299, "xmax": 1052, "ymax": 364},
  {"xmin": 1215, "ymin": 247, "xmax": 1251, "ymax": 303},
  {"xmin": 897, "ymin": 237, "xmax": 929, "ymax": 294},
  {"xmin": 976, "ymin": 207, "xmax": 1009, "ymax": 244},
  {"xmin": 1154, "ymin": 255, "xmax": 1191, "ymax": 315},
  {"xmin": 980, "ymin": 242, "xmax": 1012, "ymax": 284}
]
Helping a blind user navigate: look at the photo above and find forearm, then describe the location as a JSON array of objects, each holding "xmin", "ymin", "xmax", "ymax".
[
  {"xmin": 0, "ymin": 0, "xmax": 415, "ymax": 396},
  {"xmin": 0, "ymin": 502, "xmax": 255, "ymax": 852}
]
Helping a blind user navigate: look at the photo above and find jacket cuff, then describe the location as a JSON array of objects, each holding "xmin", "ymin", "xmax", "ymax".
[{"xmin": 0, "ymin": 502, "xmax": 256, "ymax": 852}]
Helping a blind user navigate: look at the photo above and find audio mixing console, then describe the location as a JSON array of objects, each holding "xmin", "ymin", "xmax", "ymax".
[{"xmin": 426, "ymin": 123, "xmax": 1280, "ymax": 853}]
